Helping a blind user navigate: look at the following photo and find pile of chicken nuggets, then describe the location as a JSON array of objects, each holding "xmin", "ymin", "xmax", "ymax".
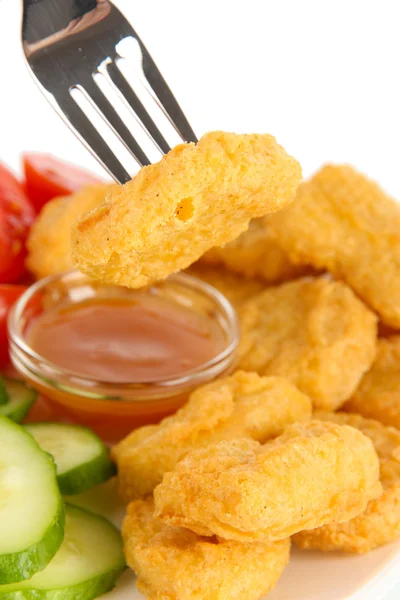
[{"xmin": 26, "ymin": 132, "xmax": 400, "ymax": 599}]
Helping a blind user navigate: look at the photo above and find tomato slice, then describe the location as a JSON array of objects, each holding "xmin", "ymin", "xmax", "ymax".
[
  {"xmin": 23, "ymin": 153, "xmax": 101, "ymax": 212},
  {"xmin": 0, "ymin": 164, "xmax": 35, "ymax": 283},
  {"xmin": 0, "ymin": 285, "xmax": 28, "ymax": 367}
]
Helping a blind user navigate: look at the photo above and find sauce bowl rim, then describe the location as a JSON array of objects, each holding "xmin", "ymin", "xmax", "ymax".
[{"xmin": 8, "ymin": 270, "xmax": 240, "ymax": 402}]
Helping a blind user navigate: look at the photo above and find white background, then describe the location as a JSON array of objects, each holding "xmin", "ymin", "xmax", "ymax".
[
  {"xmin": 1, "ymin": 1, "xmax": 400, "ymax": 598},
  {"xmin": 1, "ymin": 0, "xmax": 400, "ymax": 197}
]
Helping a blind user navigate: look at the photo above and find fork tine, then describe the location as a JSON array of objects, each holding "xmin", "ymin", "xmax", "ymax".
[
  {"xmin": 56, "ymin": 94, "xmax": 132, "ymax": 185},
  {"xmin": 140, "ymin": 50, "xmax": 198, "ymax": 144},
  {"xmin": 79, "ymin": 78, "xmax": 152, "ymax": 168},
  {"xmin": 102, "ymin": 60, "xmax": 172, "ymax": 155},
  {"xmin": 117, "ymin": 34, "xmax": 198, "ymax": 144}
]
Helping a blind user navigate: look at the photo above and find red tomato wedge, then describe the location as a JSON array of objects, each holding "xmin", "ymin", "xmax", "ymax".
[
  {"xmin": 0, "ymin": 285, "xmax": 27, "ymax": 366},
  {"xmin": 23, "ymin": 153, "xmax": 101, "ymax": 212},
  {"xmin": 0, "ymin": 164, "xmax": 35, "ymax": 283}
]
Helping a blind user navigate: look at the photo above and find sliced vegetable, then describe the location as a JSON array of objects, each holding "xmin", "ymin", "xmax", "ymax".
[
  {"xmin": 0, "ymin": 375, "xmax": 8, "ymax": 404},
  {"xmin": 24, "ymin": 423, "xmax": 116, "ymax": 495},
  {"xmin": 23, "ymin": 153, "xmax": 100, "ymax": 212},
  {"xmin": 0, "ymin": 504, "xmax": 126, "ymax": 599},
  {"xmin": 0, "ymin": 416, "xmax": 64, "ymax": 584},
  {"xmin": 0, "ymin": 284, "xmax": 27, "ymax": 367},
  {"xmin": 0, "ymin": 165, "xmax": 34, "ymax": 283},
  {"xmin": 0, "ymin": 378, "xmax": 37, "ymax": 422}
]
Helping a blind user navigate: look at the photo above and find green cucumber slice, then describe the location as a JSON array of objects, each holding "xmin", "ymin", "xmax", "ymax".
[
  {"xmin": 0, "ymin": 376, "xmax": 8, "ymax": 405},
  {"xmin": 0, "ymin": 504, "xmax": 126, "ymax": 600},
  {"xmin": 0, "ymin": 379, "xmax": 37, "ymax": 422},
  {"xmin": 24, "ymin": 423, "xmax": 116, "ymax": 496},
  {"xmin": 0, "ymin": 416, "xmax": 65, "ymax": 584}
]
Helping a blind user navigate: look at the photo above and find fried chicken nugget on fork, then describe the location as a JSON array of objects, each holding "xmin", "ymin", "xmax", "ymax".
[
  {"xmin": 344, "ymin": 336, "xmax": 400, "ymax": 429},
  {"xmin": 112, "ymin": 371, "xmax": 312, "ymax": 502},
  {"xmin": 26, "ymin": 184, "xmax": 113, "ymax": 279},
  {"xmin": 72, "ymin": 132, "xmax": 301, "ymax": 289},
  {"xmin": 154, "ymin": 421, "xmax": 382, "ymax": 543},
  {"xmin": 123, "ymin": 498, "xmax": 290, "ymax": 600},
  {"xmin": 238, "ymin": 277, "xmax": 377, "ymax": 411},
  {"xmin": 200, "ymin": 217, "xmax": 308, "ymax": 283},
  {"xmin": 294, "ymin": 412, "xmax": 400, "ymax": 554},
  {"xmin": 266, "ymin": 164, "xmax": 400, "ymax": 328}
]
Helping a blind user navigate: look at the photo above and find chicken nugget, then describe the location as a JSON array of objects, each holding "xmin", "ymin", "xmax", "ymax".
[
  {"xmin": 123, "ymin": 498, "xmax": 290, "ymax": 600},
  {"xmin": 294, "ymin": 412, "xmax": 400, "ymax": 553},
  {"xmin": 72, "ymin": 131, "xmax": 301, "ymax": 289},
  {"xmin": 112, "ymin": 371, "xmax": 312, "ymax": 502},
  {"xmin": 201, "ymin": 217, "xmax": 308, "ymax": 283},
  {"xmin": 344, "ymin": 336, "xmax": 400, "ymax": 428},
  {"xmin": 237, "ymin": 276, "xmax": 377, "ymax": 411},
  {"xmin": 154, "ymin": 420, "xmax": 382, "ymax": 543},
  {"xmin": 186, "ymin": 264, "xmax": 266, "ymax": 308},
  {"xmin": 26, "ymin": 184, "xmax": 113, "ymax": 279},
  {"xmin": 266, "ymin": 164, "xmax": 400, "ymax": 327}
]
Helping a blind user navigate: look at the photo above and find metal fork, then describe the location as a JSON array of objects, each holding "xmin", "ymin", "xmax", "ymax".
[{"xmin": 22, "ymin": 0, "xmax": 197, "ymax": 184}]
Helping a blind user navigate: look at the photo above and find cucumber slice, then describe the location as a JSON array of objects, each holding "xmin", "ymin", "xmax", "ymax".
[
  {"xmin": 0, "ymin": 379, "xmax": 37, "ymax": 422},
  {"xmin": 0, "ymin": 376, "xmax": 8, "ymax": 405},
  {"xmin": 24, "ymin": 423, "xmax": 116, "ymax": 496},
  {"xmin": 0, "ymin": 416, "xmax": 64, "ymax": 584},
  {"xmin": 0, "ymin": 504, "xmax": 126, "ymax": 599}
]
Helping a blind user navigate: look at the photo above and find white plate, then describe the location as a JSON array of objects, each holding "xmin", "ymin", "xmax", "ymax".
[{"xmin": 71, "ymin": 481, "xmax": 400, "ymax": 600}]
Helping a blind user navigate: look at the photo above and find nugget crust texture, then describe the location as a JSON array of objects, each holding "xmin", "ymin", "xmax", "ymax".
[
  {"xmin": 344, "ymin": 336, "xmax": 400, "ymax": 428},
  {"xmin": 294, "ymin": 412, "xmax": 400, "ymax": 553},
  {"xmin": 186, "ymin": 264, "xmax": 266, "ymax": 308},
  {"xmin": 123, "ymin": 498, "xmax": 290, "ymax": 600},
  {"xmin": 154, "ymin": 421, "xmax": 382, "ymax": 543},
  {"xmin": 237, "ymin": 277, "xmax": 377, "ymax": 410},
  {"xmin": 112, "ymin": 371, "xmax": 312, "ymax": 502},
  {"xmin": 72, "ymin": 132, "xmax": 302, "ymax": 288},
  {"xmin": 26, "ymin": 184, "xmax": 112, "ymax": 279},
  {"xmin": 266, "ymin": 164, "xmax": 400, "ymax": 327},
  {"xmin": 201, "ymin": 217, "xmax": 307, "ymax": 283}
]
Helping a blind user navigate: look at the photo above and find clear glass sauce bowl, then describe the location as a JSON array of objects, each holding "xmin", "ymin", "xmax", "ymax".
[{"xmin": 8, "ymin": 270, "xmax": 239, "ymax": 442}]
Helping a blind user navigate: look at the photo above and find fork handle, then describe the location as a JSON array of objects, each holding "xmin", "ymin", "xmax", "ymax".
[{"xmin": 23, "ymin": 0, "xmax": 98, "ymax": 42}]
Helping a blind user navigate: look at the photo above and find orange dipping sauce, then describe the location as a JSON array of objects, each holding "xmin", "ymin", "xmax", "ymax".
[
  {"xmin": 9, "ymin": 272, "xmax": 238, "ymax": 442},
  {"xmin": 27, "ymin": 297, "xmax": 226, "ymax": 384}
]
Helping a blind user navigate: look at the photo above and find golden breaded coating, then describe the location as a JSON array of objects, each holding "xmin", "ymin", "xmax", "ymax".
[
  {"xmin": 344, "ymin": 336, "xmax": 400, "ymax": 428},
  {"xmin": 72, "ymin": 131, "xmax": 302, "ymax": 288},
  {"xmin": 185, "ymin": 264, "xmax": 266, "ymax": 308},
  {"xmin": 294, "ymin": 412, "xmax": 400, "ymax": 553},
  {"xmin": 378, "ymin": 322, "xmax": 399, "ymax": 338},
  {"xmin": 237, "ymin": 277, "xmax": 377, "ymax": 411},
  {"xmin": 26, "ymin": 184, "xmax": 112, "ymax": 279},
  {"xmin": 154, "ymin": 420, "xmax": 382, "ymax": 543},
  {"xmin": 266, "ymin": 164, "xmax": 400, "ymax": 327},
  {"xmin": 112, "ymin": 371, "xmax": 312, "ymax": 502},
  {"xmin": 123, "ymin": 498, "xmax": 290, "ymax": 600},
  {"xmin": 201, "ymin": 217, "xmax": 308, "ymax": 283}
]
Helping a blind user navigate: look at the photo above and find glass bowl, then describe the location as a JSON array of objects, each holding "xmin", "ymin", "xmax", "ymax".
[{"xmin": 8, "ymin": 270, "xmax": 239, "ymax": 441}]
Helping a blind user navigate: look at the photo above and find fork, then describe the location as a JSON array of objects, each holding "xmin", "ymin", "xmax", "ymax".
[{"xmin": 22, "ymin": 0, "xmax": 197, "ymax": 184}]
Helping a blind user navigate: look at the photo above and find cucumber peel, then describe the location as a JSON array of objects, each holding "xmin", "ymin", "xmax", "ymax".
[
  {"xmin": 0, "ymin": 376, "xmax": 8, "ymax": 405},
  {"xmin": 24, "ymin": 423, "xmax": 116, "ymax": 495},
  {"xmin": 0, "ymin": 508, "xmax": 65, "ymax": 588},
  {"xmin": 0, "ymin": 504, "xmax": 126, "ymax": 599},
  {"xmin": 0, "ymin": 416, "xmax": 65, "ymax": 584},
  {"xmin": 0, "ymin": 379, "xmax": 37, "ymax": 422}
]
